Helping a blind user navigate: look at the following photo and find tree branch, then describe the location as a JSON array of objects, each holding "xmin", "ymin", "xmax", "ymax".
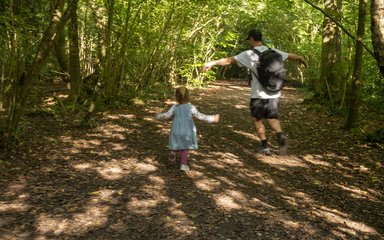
[{"xmin": 303, "ymin": 0, "xmax": 375, "ymax": 58}]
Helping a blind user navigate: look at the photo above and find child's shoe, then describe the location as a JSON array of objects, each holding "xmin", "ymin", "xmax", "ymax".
[{"xmin": 180, "ymin": 164, "xmax": 190, "ymax": 171}]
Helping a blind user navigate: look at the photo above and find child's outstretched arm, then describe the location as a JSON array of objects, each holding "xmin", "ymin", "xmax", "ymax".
[
  {"xmin": 156, "ymin": 105, "xmax": 175, "ymax": 120},
  {"xmin": 191, "ymin": 106, "xmax": 220, "ymax": 123}
]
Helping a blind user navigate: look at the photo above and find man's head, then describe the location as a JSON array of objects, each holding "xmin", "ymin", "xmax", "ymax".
[{"xmin": 247, "ymin": 29, "xmax": 263, "ymax": 42}]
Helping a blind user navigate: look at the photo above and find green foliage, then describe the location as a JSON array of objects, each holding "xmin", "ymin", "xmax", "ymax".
[
  {"xmin": 0, "ymin": 0, "xmax": 383, "ymax": 136},
  {"xmin": 25, "ymin": 107, "xmax": 55, "ymax": 117},
  {"xmin": 366, "ymin": 128, "xmax": 384, "ymax": 144},
  {"xmin": 136, "ymin": 81, "xmax": 175, "ymax": 103}
]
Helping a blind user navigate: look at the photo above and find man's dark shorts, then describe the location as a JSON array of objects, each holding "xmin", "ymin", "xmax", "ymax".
[{"xmin": 250, "ymin": 98, "xmax": 279, "ymax": 120}]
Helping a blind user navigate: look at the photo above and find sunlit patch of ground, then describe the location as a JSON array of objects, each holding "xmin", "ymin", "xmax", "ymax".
[{"xmin": 0, "ymin": 80, "xmax": 382, "ymax": 239}]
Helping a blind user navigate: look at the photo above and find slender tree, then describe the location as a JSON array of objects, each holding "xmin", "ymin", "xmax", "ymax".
[
  {"xmin": 79, "ymin": 0, "xmax": 115, "ymax": 126},
  {"xmin": 371, "ymin": 0, "xmax": 384, "ymax": 77},
  {"xmin": 2, "ymin": 0, "xmax": 78, "ymax": 144},
  {"xmin": 103, "ymin": 0, "xmax": 116, "ymax": 102},
  {"xmin": 52, "ymin": 0, "xmax": 69, "ymax": 82},
  {"xmin": 68, "ymin": 0, "xmax": 82, "ymax": 101},
  {"xmin": 346, "ymin": 0, "xmax": 368, "ymax": 129},
  {"xmin": 318, "ymin": 0, "xmax": 342, "ymax": 108}
]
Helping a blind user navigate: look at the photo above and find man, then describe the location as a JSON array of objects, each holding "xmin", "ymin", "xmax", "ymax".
[{"xmin": 202, "ymin": 29, "xmax": 308, "ymax": 155}]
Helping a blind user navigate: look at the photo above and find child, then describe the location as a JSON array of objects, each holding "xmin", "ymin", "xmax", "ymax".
[{"xmin": 156, "ymin": 86, "xmax": 220, "ymax": 171}]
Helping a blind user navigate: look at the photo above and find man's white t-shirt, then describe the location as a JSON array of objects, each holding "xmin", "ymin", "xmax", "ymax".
[{"xmin": 234, "ymin": 46, "xmax": 288, "ymax": 99}]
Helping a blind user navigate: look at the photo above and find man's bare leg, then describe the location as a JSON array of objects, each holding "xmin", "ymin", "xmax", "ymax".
[
  {"xmin": 254, "ymin": 119, "xmax": 271, "ymax": 155},
  {"xmin": 254, "ymin": 119, "xmax": 267, "ymax": 140},
  {"xmin": 266, "ymin": 118, "xmax": 282, "ymax": 133}
]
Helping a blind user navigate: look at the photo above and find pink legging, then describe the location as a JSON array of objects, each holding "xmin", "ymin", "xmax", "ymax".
[{"xmin": 171, "ymin": 149, "xmax": 189, "ymax": 164}]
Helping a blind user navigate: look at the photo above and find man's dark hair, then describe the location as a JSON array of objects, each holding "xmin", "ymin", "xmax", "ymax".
[{"xmin": 247, "ymin": 29, "xmax": 262, "ymax": 41}]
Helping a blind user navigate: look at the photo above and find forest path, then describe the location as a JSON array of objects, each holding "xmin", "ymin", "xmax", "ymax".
[{"xmin": 0, "ymin": 80, "xmax": 383, "ymax": 240}]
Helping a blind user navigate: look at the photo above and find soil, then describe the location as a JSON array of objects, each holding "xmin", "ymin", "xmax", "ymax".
[{"xmin": 0, "ymin": 80, "xmax": 383, "ymax": 240}]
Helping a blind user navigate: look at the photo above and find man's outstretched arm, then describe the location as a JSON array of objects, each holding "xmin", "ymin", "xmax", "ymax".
[
  {"xmin": 287, "ymin": 53, "xmax": 308, "ymax": 68},
  {"xmin": 202, "ymin": 57, "xmax": 237, "ymax": 72}
]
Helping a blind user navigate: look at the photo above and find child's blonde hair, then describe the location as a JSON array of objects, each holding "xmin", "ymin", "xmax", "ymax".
[{"xmin": 175, "ymin": 86, "xmax": 190, "ymax": 104}]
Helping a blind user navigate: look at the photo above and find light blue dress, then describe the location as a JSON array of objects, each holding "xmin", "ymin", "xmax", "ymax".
[{"xmin": 156, "ymin": 103, "xmax": 216, "ymax": 150}]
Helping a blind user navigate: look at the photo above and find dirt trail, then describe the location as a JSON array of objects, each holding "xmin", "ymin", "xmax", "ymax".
[{"xmin": 0, "ymin": 80, "xmax": 383, "ymax": 240}]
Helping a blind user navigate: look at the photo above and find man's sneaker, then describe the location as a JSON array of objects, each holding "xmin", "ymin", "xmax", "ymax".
[
  {"xmin": 180, "ymin": 164, "xmax": 190, "ymax": 171},
  {"xmin": 258, "ymin": 146, "xmax": 271, "ymax": 156},
  {"xmin": 278, "ymin": 135, "xmax": 289, "ymax": 155}
]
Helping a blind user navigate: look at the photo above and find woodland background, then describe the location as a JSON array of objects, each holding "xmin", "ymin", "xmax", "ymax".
[
  {"xmin": 0, "ymin": 0, "xmax": 383, "ymax": 145},
  {"xmin": 0, "ymin": 1, "xmax": 384, "ymax": 239}
]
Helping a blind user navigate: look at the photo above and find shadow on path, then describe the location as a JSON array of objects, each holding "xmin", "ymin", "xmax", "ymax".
[{"xmin": 0, "ymin": 80, "xmax": 383, "ymax": 239}]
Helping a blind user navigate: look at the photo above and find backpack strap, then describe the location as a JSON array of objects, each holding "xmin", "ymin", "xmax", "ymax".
[
  {"xmin": 251, "ymin": 47, "xmax": 271, "ymax": 56},
  {"xmin": 249, "ymin": 48, "xmax": 263, "ymax": 83},
  {"xmin": 251, "ymin": 48, "xmax": 261, "ymax": 56}
]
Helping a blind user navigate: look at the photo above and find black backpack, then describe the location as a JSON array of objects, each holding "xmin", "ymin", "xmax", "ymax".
[{"xmin": 251, "ymin": 48, "xmax": 287, "ymax": 94}]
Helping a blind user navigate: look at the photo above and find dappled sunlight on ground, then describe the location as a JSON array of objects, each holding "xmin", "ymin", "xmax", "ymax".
[
  {"xmin": 96, "ymin": 160, "xmax": 132, "ymax": 180},
  {"xmin": 64, "ymin": 138, "xmax": 102, "ymax": 149},
  {"xmin": 0, "ymin": 80, "xmax": 382, "ymax": 239},
  {"xmin": 72, "ymin": 157, "xmax": 159, "ymax": 181},
  {"xmin": 2, "ymin": 178, "xmax": 28, "ymax": 198},
  {"xmin": 142, "ymin": 116, "xmax": 157, "ymax": 122},
  {"xmin": 94, "ymin": 124, "xmax": 128, "ymax": 139},
  {"xmin": 0, "ymin": 201, "xmax": 30, "ymax": 213},
  {"xmin": 164, "ymin": 204, "xmax": 197, "ymax": 235},
  {"xmin": 36, "ymin": 191, "xmax": 112, "ymax": 236},
  {"xmin": 233, "ymin": 104, "xmax": 248, "ymax": 109},
  {"xmin": 128, "ymin": 197, "xmax": 164, "ymax": 215},
  {"xmin": 213, "ymin": 190, "xmax": 244, "ymax": 210},
  {"xmin": 301, "ymin": 154, "xmax": 332, "ymax": 167},
  {"xmin": 313, "ymin": 205, "xmax": 379, "ymax": 236},
  {"xmin": 194, "ymin": 176, "xmax": 221, "ymax": 192},
  {"xmin": 72, "ymin": 162, "xmax": 94, "ymax": 170},
  {"xmin": 104, "ymin": 114, "xmax": 137, "ymax": 120},
  {"xmin": 232, "ymin": 129, "xmax": 258, "ymax": 140},
  {"xmin": 202, "ymin": 151, "xmax": 245, "ymax": 167},
  {"xmin": 257, "ymin": 155, "xmax": 309, "ymax": 170},
  {"xmin": 239, "ymin": 170, "xmax": 276, "ymax": 186},
  {"xmin": 250, "ymin": 196, "xmax": 277, "ymax": 210},
  {"xmin": 334, "ymin": 183, "xmax": 382, "ymax": 202}
]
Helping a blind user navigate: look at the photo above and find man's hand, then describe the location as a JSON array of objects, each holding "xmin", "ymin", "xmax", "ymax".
[
  {"xmin": 202, "ymin": 61, "xmax": 215, "ymax": 72},
  {"xmin": 288, "ymin": 53, "xmax": 308, "ymax": 68},
  {"xmin": 202, "ymin": 57, "xmax": 236, "ymax": 72},
  {"xmin": 300, "ymin": 57, "xmax": 308, "ymax": 68}
]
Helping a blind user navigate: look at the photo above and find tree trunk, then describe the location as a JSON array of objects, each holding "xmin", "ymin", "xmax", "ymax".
[
  {"xmin": 318, "ymin": 0, "xmax": 342, "ymax": 107},
  {"xmin": 68, "ymin": 0, "xmax": 82, "ymax": 102},
  {"xmin": 346, "ymin": 0, "xmax": 367, "ymax": 129},
  {"xmin": 114, "ymin": 0, "xmax": 133, "ymax": 95},
  {"xmin": 79, "ymin": 0, "xmax": 110, "ymax": 127},
  {"xmin": 88, "ymin": 0, "xmax": 106, "ymax": 74},
  {"xmin": 52, "ymin": 0, "xmax": 69, "ymax": 82},
  {"xmin": 0, "ymin": 63, "xmax": 4, "ymax": 111},
  {"xmin": 371, "ymin": 0, "xmax": 384, "ymax": 77},
  {"xmin": 2, "ymin": 0, "xmax": 78, "ymax": 144},
  {"xmin": 103, "ymin": 0, "xmax": 116, "ymax": 102}
]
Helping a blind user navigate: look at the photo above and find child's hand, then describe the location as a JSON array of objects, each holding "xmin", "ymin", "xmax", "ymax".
[{"xmin": 213, "ymin": 114, "xmax": 220, "ymax": 123}]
